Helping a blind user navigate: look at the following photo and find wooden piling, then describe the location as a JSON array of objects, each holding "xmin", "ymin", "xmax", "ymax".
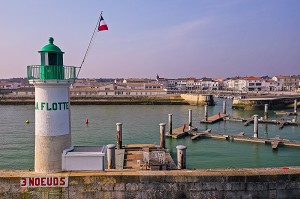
[
  {"xmin": 116, "ymin": 123, "xmax": 122, "ymax": 149},
  {"xmin": 159, "ymin": 123, "xmax": 166, "ymax": 148},
  {"xmin": 204, "ymin": 105, "xmax": 208, "ymax": 121},
  {"xmin": 264, "ymin": 104, "xmax": 268, "ymax": 120},
  {"xmin": 176, "ymin": 145, "xmax": 187, "ymax": 169},
  {"xmin": 107, "ymin": 144, "xmax": 116, "ymax": 169},
  {"xmin": 253, "ymin": 115, "xmax": 258, "ymax": 138},
  {"xmin": 188, "ymin": 109, "xmax": 192, "ymax": 130},
  {"xmin": 168, "ymin": 114, "xmax": 173, "ymax": 135},
  {"xmin": 223, "ymin": 101, "xmax": 226, "ymax": 114}
]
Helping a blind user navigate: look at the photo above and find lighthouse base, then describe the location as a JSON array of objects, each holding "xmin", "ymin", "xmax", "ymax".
[{"xmin": 35, "ymin": 134, "xmax": 71, "ymax": 173}]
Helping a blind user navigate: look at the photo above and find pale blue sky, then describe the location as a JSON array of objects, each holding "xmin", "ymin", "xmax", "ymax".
[{"xmin": 0, "ymin": 0, "xmax": 299, "ymax": 79}]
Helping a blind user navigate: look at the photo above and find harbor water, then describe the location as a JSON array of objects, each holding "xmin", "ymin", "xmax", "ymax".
[{"xmin": 0, "ymin": 98, "xmax": 299, "ymax": 170}]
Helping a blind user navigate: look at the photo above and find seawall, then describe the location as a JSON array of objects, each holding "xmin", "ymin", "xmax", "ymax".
[
  {"xmin": 232, "ymin": 96, "xmax": 300, "ymax": 110},
  {"xmin": 1, "ymin": 168, "xmax": 300, "ymax": 199},
  {"xmin": 0, "ymin": 95, "xmax": 188, "ymax": 105},
  {"xmin": 180, "ymin": 94, "xmax": 214, "ymax": 106}
]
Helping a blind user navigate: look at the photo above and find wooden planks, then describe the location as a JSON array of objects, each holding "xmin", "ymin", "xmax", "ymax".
[{"xmin": 200, "ymin": 114, "xmax": 227, "ymax": 124}]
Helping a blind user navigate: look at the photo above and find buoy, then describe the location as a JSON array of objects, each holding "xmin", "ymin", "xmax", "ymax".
[
  {"xmin": 85, "ymin": 118, "xmax": 89, "ymax": 125},
  {"xmin": 25, "ymin": 120, "xmax": 30, "ymax": 124}
]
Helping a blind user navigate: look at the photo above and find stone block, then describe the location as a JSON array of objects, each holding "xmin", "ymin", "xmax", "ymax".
[
  {"xmin": 139, "ymin": 175, "xmax": 150, "ymax": 183},
  {"xmin": 189, "ymin": 190, "xmax": 222, "ymax": 199},
  {"xmin": 79, "ymin": 191, "xmax": 104, "ymax": 199},
  {"xmin": 126, "ymin": 183, "xmax": 139, "ymax": 191},
  {"xmin": 227, "ymin": 175, "xmax": 246, "ymax": 182},
  {"xmin": 101, "ymin": 183, "xmax": 114, "ymax": 191},
  {"xmin": 201, "ymin": 182, "xmax": 217, "ymax": 191},
  {"xmin": 246, "ymin": 182, "xmax": 268, "ymax": 191},
  {"xmin": 125, "ymin": 191, "xmax": 139, "ymax": 199},
  {"xmin": 276, "ymin": 181, "xmax": 287, "ymax": 190},
  {"xmin": 231, "ymin": 182, "xmax": 246, "ymax": 191},
  {"xmin": 114, "ymin": 183, "xmax": 125, "ymax": 191},
  {"xmin": 268, "ymin": 182, "xmax": 276, "ymax": 190},
  {"xmin": 268, "ymin": 190, "xmax": 277, "ymax": 199}
]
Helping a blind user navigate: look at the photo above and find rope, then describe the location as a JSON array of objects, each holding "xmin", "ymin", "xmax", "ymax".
[{"xmin": 76, "ymin": 12, "xmax": 103, "ymax": 78}]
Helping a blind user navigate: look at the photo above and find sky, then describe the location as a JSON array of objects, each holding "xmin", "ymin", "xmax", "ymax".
[{"xmin": 0, "ymin": 0, "xmax": 300, "ymax": 79}]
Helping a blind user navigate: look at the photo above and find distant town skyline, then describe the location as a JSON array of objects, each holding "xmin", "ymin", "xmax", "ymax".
[{"xmin": 1, "ymin": 0, "xmax": 300, "ymax": 79}]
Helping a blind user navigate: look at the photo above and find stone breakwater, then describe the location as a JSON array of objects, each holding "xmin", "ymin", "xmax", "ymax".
[{"xmin": 1, "ymin": 167, "xmax": 300, "ymax": 199}]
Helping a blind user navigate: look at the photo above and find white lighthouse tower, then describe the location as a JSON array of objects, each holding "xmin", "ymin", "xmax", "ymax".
[{"xmin": 27, "ymin": 37, "xmax": 76, "ymax": 173}]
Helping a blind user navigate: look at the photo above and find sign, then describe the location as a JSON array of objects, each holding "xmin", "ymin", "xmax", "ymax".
[
  {"xmin": 35, "ymin": 102, "xmax": 69, "ymax": 111},
  {"xmin": 20, "ymin": 177, "xmax": 68, "ymax": 187}
]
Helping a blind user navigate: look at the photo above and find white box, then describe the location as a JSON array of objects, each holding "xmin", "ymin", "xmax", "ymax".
[{"xmin": 62, "ymin": 146, "xmax": 106, "ymax": 171}]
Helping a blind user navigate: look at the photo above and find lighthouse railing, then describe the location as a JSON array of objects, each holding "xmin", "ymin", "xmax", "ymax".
[{"xmin": 27, "ymin": 65, "xmax": 76, "ymax": 80}]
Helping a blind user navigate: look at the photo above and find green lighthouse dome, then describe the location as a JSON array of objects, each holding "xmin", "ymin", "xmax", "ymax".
[{"xmin": 39, "ymin": 37, "xmax": 64, "ymax": 53}]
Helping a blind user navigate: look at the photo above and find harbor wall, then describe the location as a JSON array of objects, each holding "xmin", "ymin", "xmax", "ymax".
[
  {"xmin": 180, "ymin": 94, "xmax": 214, "ymax": 106},
  {"xmin": 0, "ymin": 95, "xmax": 188, "ymax": 105},
  {"xmin": 232, "ymin": 97, "xmax": 300, "ymax": 110},
  {"xmin": 1, "ymin": 168, "xmax": 300, "ymax": 199}
]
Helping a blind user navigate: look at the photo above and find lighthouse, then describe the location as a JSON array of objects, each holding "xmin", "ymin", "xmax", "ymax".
[{"xmin": 27, "ymin": 37, "xmax": 76, "ymax": 173}]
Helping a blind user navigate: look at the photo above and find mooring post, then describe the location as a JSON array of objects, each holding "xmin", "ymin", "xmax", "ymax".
[
  {"xmin": 223, "ymin": 101, "xmax": 226, "ymax": 114},
  {"xmin": 168, "ymin": 114, "xmax": 173, "ymax": 135},
  {"xmin": 253, "ymin": 115, "xmax": 259, "ymax": 138},
  {"xmin": 159, "ymin": 123, "xmax": 166, "ymax": 148},
  {"xmin": 107, "ymin": 144, "xmax": 116, "ymax": 169},
  {"xmin": 204, "ymin": 105, "xmax": 208, "ymax": 121},
  {"xmin": 176, "ymin": 145, "xmax": 187, "ymax": 169},
  {"xmin": 188, "ymin": 109, "xmax": 192, "ymax": 130},
  {"xmin": 294, "ymin": 99, "xmax": 298, "ymax": 113},
  {"xmin": 116, "ymin": 123, "xmax": 122, "ymax": 149},
  {"xmin": 264, "ymin": 104, "xmax": 269, "ymax": 120}
]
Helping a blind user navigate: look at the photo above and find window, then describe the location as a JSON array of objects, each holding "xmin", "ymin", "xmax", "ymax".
[{"xmin": 48, "ymin": 53, "xmax": 58, "ymax": 65}]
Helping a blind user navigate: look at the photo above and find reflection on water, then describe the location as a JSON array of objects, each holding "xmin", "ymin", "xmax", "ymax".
[{"xmin": 0, "ymin": 98, "xmax": 299, "ymax": 170}]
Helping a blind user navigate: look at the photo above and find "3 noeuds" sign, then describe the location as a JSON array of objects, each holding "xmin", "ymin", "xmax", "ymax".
[{"xmin": 20, "ymin": 177, "xmax": 68, "ymax": 187}]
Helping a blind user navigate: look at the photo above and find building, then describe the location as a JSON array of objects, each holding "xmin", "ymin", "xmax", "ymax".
[
  {"xmin": 238, "ymin": 76, "xmax": 265, "ymax": 91},
  {"xmin": 272, "ymin": 75, "xmax": 300, "ymax": 91}
]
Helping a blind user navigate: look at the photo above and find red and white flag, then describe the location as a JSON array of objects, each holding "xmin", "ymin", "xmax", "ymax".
[{"xmin": 98, "ymin": 16, "xmax": 108, "ymax": 31}]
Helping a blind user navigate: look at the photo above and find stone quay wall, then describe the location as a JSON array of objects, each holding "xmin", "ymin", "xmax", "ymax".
[
  {"xmin": 1, "ymin": 167, "xmax": 300, "ymax": 199},
  {"xmin": 181, "ymin": 94, "xmax": 214, "ymax": 106}
]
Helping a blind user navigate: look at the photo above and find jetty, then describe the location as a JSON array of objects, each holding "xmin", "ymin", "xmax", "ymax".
[
  {"xmin": 274, "ymin": 111, "xmax": 298, "ymax": 116},
  {"xmin": 188, "ymin": 131, "xmax": 300, "ymax": 149},
  {"xmin": 224, "ymin": 117, "xmax": 298, "ymax": 129},
  {"xmin": 200, "ymin": 113, "xmax": 227, "ymax": 124},
  {"xmin": 243, "ymin": 118, "xmax": 254, "ymax": 126},
  {"xmin": 166, "ymin": 120, "xmax": 300, "ymax": 149},
  {"xmin": 165, "ymin": 126, "xmax": 197, "ymax": 139},
  {"xmin": 119, "ymin": 144, "xmax": 177, "ymax": 170}
]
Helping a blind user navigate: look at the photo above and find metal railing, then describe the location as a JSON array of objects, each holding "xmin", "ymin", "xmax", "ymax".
[{"xmin": 27, "ymin": 65, "xmax": 77, "ymax": 80}]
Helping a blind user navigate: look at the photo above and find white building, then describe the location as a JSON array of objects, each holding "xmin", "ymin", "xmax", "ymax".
[
  {"xmin": 238, "ymin": 77, "xmax": 265, "ymax": 91},
  {"xmin": 272, "ymin": 75, "xmax": 300, "ymax": 91}
]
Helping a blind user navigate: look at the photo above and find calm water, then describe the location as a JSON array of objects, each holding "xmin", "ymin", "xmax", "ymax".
[{"xmin": 0, "ymin": 98, "xmax": 299, "ymax": 170}]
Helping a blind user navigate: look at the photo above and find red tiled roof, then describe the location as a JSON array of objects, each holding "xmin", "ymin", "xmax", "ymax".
[{"xmin": 241, "ymin": 76, "xmax": 262, "ymax": 81}]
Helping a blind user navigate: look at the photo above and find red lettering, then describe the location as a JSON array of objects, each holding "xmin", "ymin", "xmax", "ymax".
[
  {"xmin": 20, "ymin": 178, "xmax": 27, "ymax": 187},
  {"xmin": 47, "ymin": 177, "xmax": 53, "ymax": 186},
  {"xmin": 35, "ymin": 178, "xmax": 40, "ymax": 186},
  {"xmin": 21, "ymin": 177, "xmax": 68, "ymax": 187},
  {"xmin": 29, "ymin": 178, "xmax": 35, "ymax": 186},
  {"xmin": 60, "ymin": 177, "xmax": 66, "ymax": 186},
  {"xmin": 41, "ymin": 177, "xmax": 46, "ymax": 186},
  {"xmin": 53, "ymin": 177, "xmax": 58, "ymax": 186}
]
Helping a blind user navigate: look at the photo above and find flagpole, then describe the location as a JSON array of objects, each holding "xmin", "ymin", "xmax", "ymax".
[{"xmin": 76, "ymin": 12, "xmax": 103, "ymax": 78}]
